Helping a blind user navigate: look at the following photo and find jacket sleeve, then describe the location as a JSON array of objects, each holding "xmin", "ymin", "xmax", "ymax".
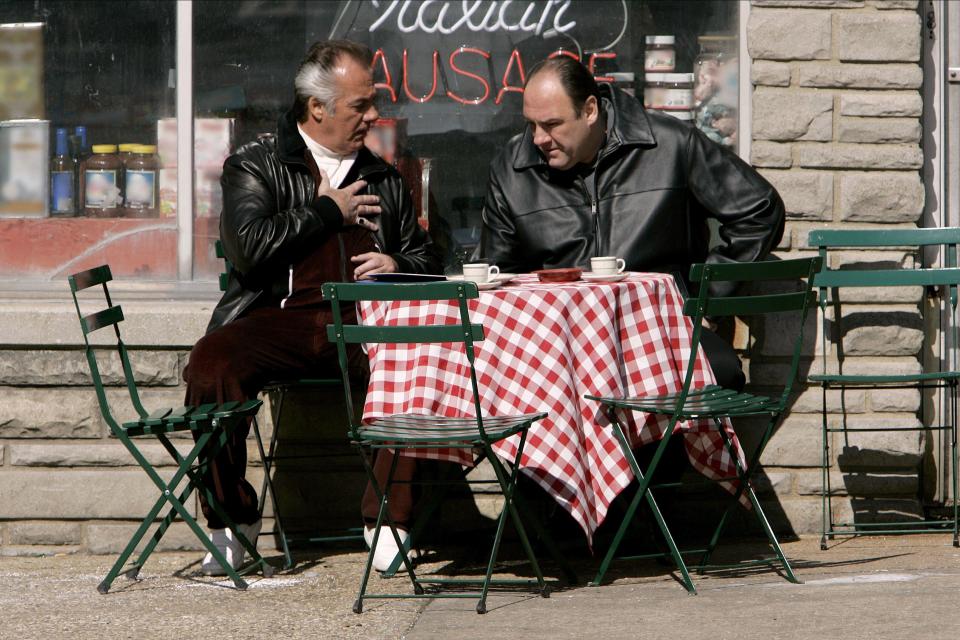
[
  {"xmin": 684, "ymin": 127, "xmax": 785, "ymax": 297},
  {"xmin": 219, "ymin": 150, "xmax": 343, "ymax": 278},
  {"xmin": 474, "ymin": 162, "xmax": 523, "ymax": 271},
  {"xmin": 383, "ymin": 173, "xmax": 444, "ymax": 274}
]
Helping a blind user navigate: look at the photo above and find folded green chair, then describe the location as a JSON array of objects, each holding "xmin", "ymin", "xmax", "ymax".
[
  {"xmin": 587, "ymin": 257, "xmax": 821, "ymax": 591},
  {"xmin": 69, "ymin": 265, "xmax": 274, "ymax": 591},
  {"xmin": 323, "ymin": 279, "xmax": 551, "ymax": 614},
  {"xmin": 808, "ymin": 228, "xmax": 960, "ymax": 549}
]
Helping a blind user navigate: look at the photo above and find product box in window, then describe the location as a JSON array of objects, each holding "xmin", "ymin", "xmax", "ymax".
[
  {"xmin": 157, "ymin": 117, "xmax": 233, "ymax": 218},
  {"xmin": 364, "ymin": 118, "xmax": 406, "ymax": 166},
  {"xmin": 156, "ymin": 117, "xmax": 235, "ymax": 169},
  {"xmin": 157, "ymin": 167, "xmax": 223, "ymax": 218},
  {"xmin": 195, "ymin": 167, "xmax": 222, "ymax": 218},
  {"xmin": 0, "ymin": 23, "xmax": 44, "ymax": 120},
  {"xmin": 0, "ymin": 119, "xmax": 48, "ymax": 217}
]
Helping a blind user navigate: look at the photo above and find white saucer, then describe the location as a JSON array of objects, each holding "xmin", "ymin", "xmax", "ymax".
[
  {"xmin": 447, "ymin": 275, "xmax": 502, "ymax": 291},
  {"xmin": 494, "ymin": 273, "xmax": 518, "ymax": 284},
  {"xmin": 582, "ymin": 272, "xmax": 629, "ymax": 282}
]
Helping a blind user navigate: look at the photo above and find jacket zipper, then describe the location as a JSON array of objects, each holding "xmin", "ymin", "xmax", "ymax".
[{"xmin": 580, "ymin": 175, "xmax": 601, "ymax": 257}]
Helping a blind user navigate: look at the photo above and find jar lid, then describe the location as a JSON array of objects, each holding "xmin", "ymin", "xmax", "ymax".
[
  {"xmin": 645, "ymin": 35, "xmax": 675, "ymax": 45},
  {"xmin": 118, "ymin": 143, "xmax": 138, "ymax": 152},
  {"xmin": 645, "ymin": 73, "xmax": 695, "ymax": 83},
  {"xmin": 91, "ymin": 144, "xmax": 117, "ymax": 153},
  {"xmin": 135, "ymin": 144, "xmax": 158, "ymax": 154}
]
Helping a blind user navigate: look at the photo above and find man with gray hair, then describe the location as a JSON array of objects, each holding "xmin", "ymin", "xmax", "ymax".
[{"xmin": 184, "ymin": 39, "xmax": 441, "ymax": 575}]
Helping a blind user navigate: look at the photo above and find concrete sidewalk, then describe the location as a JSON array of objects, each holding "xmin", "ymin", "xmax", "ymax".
[{"xmin": 2, "ymin": 535, "xmax": 959, "ymax": 639}]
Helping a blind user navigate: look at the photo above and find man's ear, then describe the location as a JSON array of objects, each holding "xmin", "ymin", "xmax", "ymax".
[
  {"xmin": 308, "ymin": 96, "xmax": 324, "ymax": 121},
  {"xmin": 583, "ymin": 95, "xmax": 599, "ymax": 125}
]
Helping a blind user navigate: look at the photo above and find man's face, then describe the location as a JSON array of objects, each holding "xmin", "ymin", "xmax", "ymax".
[
  {"xmin": 522, "ymin": 71, "xmax": 600, "ymax": 171},
  {"xmin": 311, "ymin": 56, "xmax": 379, "ymax": 155}
]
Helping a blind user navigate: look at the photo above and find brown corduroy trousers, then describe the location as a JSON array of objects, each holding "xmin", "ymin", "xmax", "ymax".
[{"xmin": 184, "ymin": 304, "xmax": 414, "ymax": 530}]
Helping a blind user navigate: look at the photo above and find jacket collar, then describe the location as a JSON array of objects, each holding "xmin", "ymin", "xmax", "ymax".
[
  {"xmin": 276, "ymin": 109, "xmax": 388, "ymax": 179},
  {"xmin": 512, "ymin": 83, "xmax": 657, "ymax": 171}
]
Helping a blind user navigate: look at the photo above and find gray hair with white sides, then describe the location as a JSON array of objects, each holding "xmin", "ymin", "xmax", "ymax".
[{"xmin": 292, "ymin": 40, "xmax": 373, "ymax": 122}]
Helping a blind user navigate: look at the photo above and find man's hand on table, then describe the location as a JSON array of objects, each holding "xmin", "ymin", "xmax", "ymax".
[
  {"xmin": 352, "ymin": 252, "xmax": 399, "ymax": 280},
  {"xmin": 317, "ymin": 168, "xmax": 381, "ymax": 232}
]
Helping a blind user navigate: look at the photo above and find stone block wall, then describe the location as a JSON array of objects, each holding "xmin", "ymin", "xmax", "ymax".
[{"xmin": 746, "ymin": 0, "xmax": 932, "ymax": 534}]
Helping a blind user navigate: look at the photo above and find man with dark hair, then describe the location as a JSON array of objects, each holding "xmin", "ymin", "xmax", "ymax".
[
  {"xmin": 185, "ymin": 39, "xmax": 441, "ymax": 575},
  {"xmin": 477, "ymin": 56, "xmax": 785, "ymax": 389}
]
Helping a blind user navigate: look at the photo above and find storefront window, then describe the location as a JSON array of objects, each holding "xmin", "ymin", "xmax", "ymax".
[
  {"xmin": 194, "ymin": 0, "xmax": 739, "ymax": 271},
  {"xmin": 0, "ymin": 1, "xmax": 177, "ymax": 283},
  {"xmin": 1, "ymin": 0, "xmax": 738, "ymax": 285}
]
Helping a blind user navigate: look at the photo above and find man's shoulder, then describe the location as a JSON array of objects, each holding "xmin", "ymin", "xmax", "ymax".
[
  {"xmin": 225, "ymin": 137, "xmax": 279, "ymax": 170},
  {"xmin": 489, "ymin": 132, "xmax": 525, "ymax": 174}
]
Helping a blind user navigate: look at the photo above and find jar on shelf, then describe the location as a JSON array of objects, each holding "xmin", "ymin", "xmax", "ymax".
[
  {"xmin": 644, "ymin": 73, "xmax": 695, "ymax": 111},
  {"xmin": 81, "ymin": 144, "xmax": 122, "ymax": 218},
  {"xmin": 122, "ymin": 144, "xmax": 160, "ymax": 218},
  {"xmin": 607, "ymin": 72, "xmax": 635, "ymax": 97},
  {"xmin": 644, "ymin": 35, "xmax": 675, "ymax": 73},
  {"xmin": 694, "ymin": 35, "xmax": 739, "ymax": 147}
]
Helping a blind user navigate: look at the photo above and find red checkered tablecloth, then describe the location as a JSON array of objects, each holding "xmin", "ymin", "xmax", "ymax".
[{"xmin": 359, "ymin": 273, "xmax": 746, "ymax": 543}]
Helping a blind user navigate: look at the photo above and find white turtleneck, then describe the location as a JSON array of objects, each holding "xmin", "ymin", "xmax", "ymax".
[{"xmin": 297, "ymin": 124, "xmax": 357, "ymax": 188}]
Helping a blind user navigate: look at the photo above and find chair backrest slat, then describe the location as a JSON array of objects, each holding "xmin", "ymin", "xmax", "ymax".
[
  {"xmin": 81, "ymin": 306, "xmax": 125, "ymax": 335},
  {"xmin": 68, "ymin": 265, "xmax": 113, "ymax": 292},
  {"xmin": 808, "ymin": 227, "xmax": 960, "ymax": 248},
  {"xmin": 322, "ymin": 280, "xmax": 477, "ymax": 303},
  {"xmin": 813, "ymin": 268, "xmax": 960, "ymax": 289},
  {"xmin": 328, "ymin": 324, "xmax": 485, "ymax": 344},
  {"xmin": 689, "ymin": 257, "xmax": 817, "ymax": 283},
  {"xmin": 68, "ymin": 265, "xmax": 149, "ymax": 430},
  {"xmin": 684, "ymin": 291, "xmax": 816, "ymax": 318}
]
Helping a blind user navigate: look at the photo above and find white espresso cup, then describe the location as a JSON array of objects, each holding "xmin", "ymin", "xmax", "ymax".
[
  {"xmin": 462, "ymin": 263, "xmax": 500, "ymax": 284},
  {"xmin": 591, "ymin": 256, "xmax": 626, "ymax": 275}
]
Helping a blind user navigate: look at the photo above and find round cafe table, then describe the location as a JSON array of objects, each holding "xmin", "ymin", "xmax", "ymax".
[{"xmin": 358, "ymin": 272, "xmax": 746, "ymax": 542}]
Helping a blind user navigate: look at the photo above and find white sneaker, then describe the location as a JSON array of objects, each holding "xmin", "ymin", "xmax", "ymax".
[
  {"xmin": 364, "ymin": 525, "xmax": 410, "ymax": 572},
  {"xmin": 201, "ymin": 528, "xmax": 238, "ymax": 576},
  {"xmin": 200, "ymin": 519, "xmax": 261, "ymax": 576}
]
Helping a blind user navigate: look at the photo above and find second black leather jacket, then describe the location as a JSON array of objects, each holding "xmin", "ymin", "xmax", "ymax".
[
  {"xmin": 209, "ymin": 110, "xmax": 442, "ymax": 332},
  {"xmin": 477, "ymin": 84, "xmax": 785, "ymax": 297}
]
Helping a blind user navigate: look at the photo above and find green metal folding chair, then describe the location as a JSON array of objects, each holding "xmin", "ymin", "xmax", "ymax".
[
  {"xmin": 808, "ymin": 228, "xmax": 960, "ymax": 549},
  {"xmin": 214, "ymin": 240, "xmax": 359, "ymax": 570},
  {"xmin": 323, "ymin": 279, "xmax": 551, "ymax": 614},
  {"xmin": 588, "ymin": 256, "xmax": 821, "ymax": 591},
  {"xmin": 68, "ymin": 265, "xmax": 274, "ymax": 592}
]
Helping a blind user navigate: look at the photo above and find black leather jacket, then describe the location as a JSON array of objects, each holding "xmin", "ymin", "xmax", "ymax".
[
  {"xmin": 477, "ymin": 84, "xmax": 784, "ymax": 297},
  {"xmin": 208, "ymin": 111, "xmax": 442, "ymax": 332}
]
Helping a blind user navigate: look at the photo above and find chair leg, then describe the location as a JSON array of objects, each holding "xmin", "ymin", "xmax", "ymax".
[
  {"xmin": 476, "ymin": 431, "xmax": 549, "ymax": 613},
  {"xmin": 381, "ymin": 461, "xmax": 461, "ymax": 578},
  {"xmin": 590, "ymin": 409, "xmax": 694, "ymax": 593},
  {"xmin": 353, "ymin": 446, "xmax": 422, "ymax": 614},
  {"xmin": 100, "ymin": 431, "xmax": 254, "ymax": 592},
  {"xmin": 821, "ymin": 384, "xmax": 832, "ymax": 550},
  {"xmin": 710, "ymin": 416, "xmax": 800, "ymax": 584},
  {"xmin": 952, "ymin": 383, "xmax": 958, "ymax": 547},
  {"xmin": 252, "ymin": 412, "xmax": 293, "ymax": 570}
]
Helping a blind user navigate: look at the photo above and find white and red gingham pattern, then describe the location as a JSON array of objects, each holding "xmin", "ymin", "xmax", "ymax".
[{"xmin": 359, "ymin": 273, "xmax": 746, "ymax": 542}]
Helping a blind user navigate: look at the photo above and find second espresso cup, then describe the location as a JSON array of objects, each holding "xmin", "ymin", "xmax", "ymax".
[
  {"xmin": 591, "ymin": 256, "xmax": 626, "ymax": 275},
  {"xmin": 462, "ymin": 263, "xmax": 500, "ymax": 283}
]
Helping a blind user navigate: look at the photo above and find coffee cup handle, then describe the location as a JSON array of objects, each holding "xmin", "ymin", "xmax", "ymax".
[
  {"xmin": 489, "ymin": 265, "xmax": 500, "ymax": 278},
  {"xmin": 616, "ymin": 259, "xmax": 626, "ymax": 273}
]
